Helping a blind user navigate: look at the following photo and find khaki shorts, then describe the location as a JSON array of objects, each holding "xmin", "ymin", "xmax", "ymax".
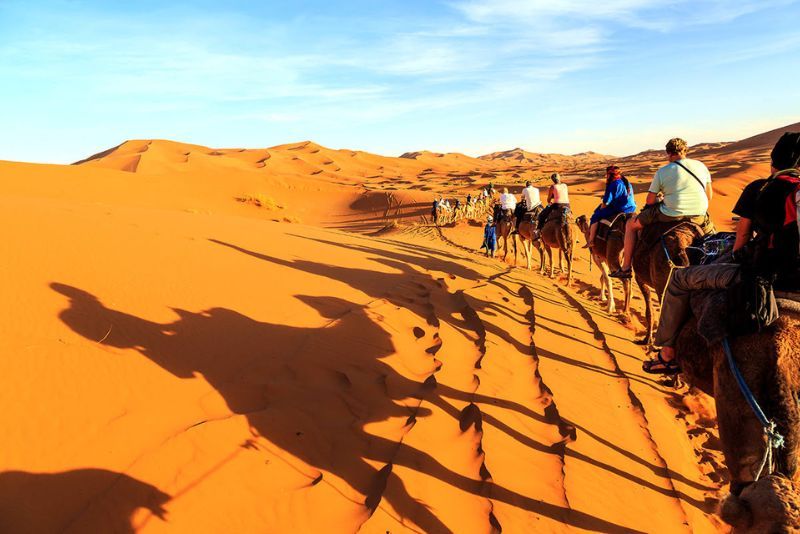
[{"xmin": 636, "ymin": 205, "xmax": 705, "ymax": 227}]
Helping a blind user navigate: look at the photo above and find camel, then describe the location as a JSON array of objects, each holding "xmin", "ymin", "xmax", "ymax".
[
  {"xmin": 533, "ymin": 207, "xmax": 574, "ymax": 285},
  {"xmin": 515, "ymin": 213, "xmax": 544, "ymax": 271},
  {"xmin": 631, "ymin": 220, "xmax": 705, "ymax": 345},
  {"xmin": 495, "ymin": 210, "xmax": 516, "ymax": 263},
  {"xmin": 576, "ymin": 214, "xmax": 632, "ymax": 314},
  {"xmin": 673, "ymin": 297, "xmax": 800, "ymax": 532}
]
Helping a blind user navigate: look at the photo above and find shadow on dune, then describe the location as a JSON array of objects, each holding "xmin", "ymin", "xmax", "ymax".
[
  {"xmin": 51, "ymin": 242, "xmax": 646, "ymax": 534},
  {"xmin": 285, "ymin": 233, "xmax": 484, "ymax": 282},
  {"xmin": 0, "ymin": 468, "xmax": 169, "ymax": 533}
]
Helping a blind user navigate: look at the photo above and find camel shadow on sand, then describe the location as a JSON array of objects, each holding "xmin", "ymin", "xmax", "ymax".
[
  {"xmin": 48, "ymin": 234, "xmax": 692, "ymax": 533},
  {"xmin": 0, "ymin": 468, "xmax": 169, "ymax": 533}
]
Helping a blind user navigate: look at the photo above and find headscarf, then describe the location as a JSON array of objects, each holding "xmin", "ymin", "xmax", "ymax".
[{"xmin": 606, "ymin": 165, "xmax": 622, "ymax": 181}]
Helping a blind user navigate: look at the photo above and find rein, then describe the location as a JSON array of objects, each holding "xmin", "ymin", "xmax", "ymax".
[{"xmin": 722, "ymin": 337, "xmax": 785, "ymax": 480}]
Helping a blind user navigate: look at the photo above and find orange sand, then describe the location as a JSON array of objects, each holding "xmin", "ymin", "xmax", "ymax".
[{"xmin": 1, "ymin": 122, "xmax": 796, "ymax": 533}]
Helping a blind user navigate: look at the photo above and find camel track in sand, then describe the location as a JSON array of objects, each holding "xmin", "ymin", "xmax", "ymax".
[{"xmin": 411, "ymin": 224, "xmax": 725, "ymax": 531}]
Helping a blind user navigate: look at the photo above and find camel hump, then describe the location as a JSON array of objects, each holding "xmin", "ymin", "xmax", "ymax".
[{"xmin": 637, "ymin": 220, "xmax": 704, "ymax": 255}]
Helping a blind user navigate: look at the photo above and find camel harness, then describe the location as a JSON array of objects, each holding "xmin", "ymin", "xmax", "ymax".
[{"xmin": 721, "ymin": 337, "xmax": 785, "ymax": 480}]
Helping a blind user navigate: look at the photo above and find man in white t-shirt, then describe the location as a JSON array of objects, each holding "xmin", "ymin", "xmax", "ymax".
[
  {"xmin": 521, "ymin": 181, "xmax": 541, "ymax": 211},
  {"xmin": 500, "ymin": 188, "xmax": 517, "ymax": 211},
  {"xmin": 611, "ymin": 138, "xmax": 714, "ymax": 279},
  {"xmin": 517, "ymin": 180, "xmax": 542, "ymax": 232}
]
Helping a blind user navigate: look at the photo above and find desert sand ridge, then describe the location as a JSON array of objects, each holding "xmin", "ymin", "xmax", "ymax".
[{"xmin": 1, "ymin": 121, "xmax": 797, "ymax": 532}]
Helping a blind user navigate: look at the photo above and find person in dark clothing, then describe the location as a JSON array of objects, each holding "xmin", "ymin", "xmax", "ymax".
[
  {"xmin": 513, "ymin": 197, "xmax": 527, "ymax": 233},
  {"xmin": 431, "ymin": 198, "xmax": 439, "ymax": 225},
  {"xmin": 644, "ymin": 132, "xmax": 800, "ymax": 374}
]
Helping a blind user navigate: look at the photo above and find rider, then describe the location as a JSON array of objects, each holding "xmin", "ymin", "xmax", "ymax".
[
  {"xmin": 496, "ymin": 187, "xmax": 517, "ymax": 226},
  {"xmin": 643, "ymin": 132, "xmax": 800, "ymax": 374},
  {"xmin": 583, "ymin": 165, "xmax": 637, "ymax": 248},
  {"xmin": 480, "ymin": 216, "xmax": 498, "ymax": 257},
  {"xmin": 537, "ymin": 173, "xmax": 570, "ymax": 232},
  {"xmin": 517, "ymin": 180, "xmax": 543, "ymax": 233},
  {"xmin": 611, "ymin": 138, "xmax": 713, "ymax": 279}
]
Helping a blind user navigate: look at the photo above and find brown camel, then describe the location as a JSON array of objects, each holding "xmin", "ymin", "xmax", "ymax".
[
  {"xmin": 576, "ymin": 214, "xmax": 632, "ymax": 314},
  {"xmin": 674, "ymin": 299, "xmax": 800, "ymax": 532},
  {"xmin": 534, "ymin": 208, "xmax": 574, "ymax": 284},
  {"xmin": 631, "ymin": 220, "xmax": 705, "ymax": 345},
  {"xmin": 514, "ymin": 209, "xmax": 544, "ymax": 271},
  {"xmin": 495, "ymin": 211, "xmax": 516, "ymax": 264}
]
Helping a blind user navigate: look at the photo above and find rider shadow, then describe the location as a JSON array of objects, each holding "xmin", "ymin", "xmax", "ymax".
[
  {"xmin": 51, "ymin": 279, "xmax": 640, "ymax": 533},
  {"xmin": 0, "ymin": 468, "xmax": 170, "ymax": 533},
  {"xmin": 284, "ymin": 234, "xmax": 484, "ymax": 282}
]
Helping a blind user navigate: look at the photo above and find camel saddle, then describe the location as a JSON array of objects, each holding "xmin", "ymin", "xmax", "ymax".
[
  {"xmin": 545, "ymin": 204, "xmax": 572, "ymax": 226},
  {"xmin": 597, "ymin": 213, "xmax": 633, "ymax": 242},
  {"xmin": 522, "ymin": 205, "xmax": 543, "ymax": 222},
  {"xmin": 498, "ymin": 208, "xmax": 514, "ymax": 223},
  {"xmin": 775, "ymin": 291, "xmax": 800, "ymax": 313},
  {"xmin": 634, "ymin": 219, "xmax": 707, "ymax": 268}
]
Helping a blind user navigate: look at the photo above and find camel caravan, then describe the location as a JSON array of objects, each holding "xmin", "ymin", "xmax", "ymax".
[{"xmin": 443, "ymin": 134, "xmax": 800, "ymax": 532}]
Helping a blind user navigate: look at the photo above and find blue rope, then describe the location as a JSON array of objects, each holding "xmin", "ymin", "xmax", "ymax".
[
  {"xmin": 722, "ymin": 337, "xmax": 785, "ymax": 478},
  {"xmin": 723, "ymin": 337, "xmax": 771, "ymax": 428}
]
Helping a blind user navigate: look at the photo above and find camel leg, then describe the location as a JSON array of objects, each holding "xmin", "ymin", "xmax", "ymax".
[
  {"xmin": 513, "ymin": 233, "xmax": 518, "ymax": 267},
  {"xmin": 566, "ymin": 245, "xmax": 574, "ymax": 286},
  {"xmin": 525, "ymin": 241, "xmax": 532, "ymax": 270},
  {"xmin": 601, "ymin": 262, "xmax": 615, "ymax": 313},
  {"xmin": 548, "ymin": 248, "xmax": 555, "ymax": 278},
  {"xmin": 636, "ymin": 277, "xmax": 653, "ymax": 345},
  {"xmin": 538, "ymin": 244, "xmax": 545, "ymax": 274},
  {"xmin": 597, "ymin": 257, "xmax": 608, "ymax": 302},
  {"xmin": 622, "ymin": 278, "xmax": 632, "ymax": 316}
]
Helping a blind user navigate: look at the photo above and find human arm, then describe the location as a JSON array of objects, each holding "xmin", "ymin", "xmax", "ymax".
[
  {"xmin": 646, "ymin": 172, "xmax": 661, "ymax": 205},
  {"xmin": 733, "ymin": 217, "xmax": 753, "ymax": 252},
  {"xmin": 706, "ymin": 182, "xmax": 713, "ymax": 202},
  {"xmin": 547, "ymin": 186, "xmax": 554, "ymax": 204}
]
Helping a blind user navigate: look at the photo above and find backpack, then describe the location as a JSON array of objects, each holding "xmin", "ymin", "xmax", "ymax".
[{"xmin": 726, "ymin": 267, "xmax": 779, "ymax": 335}]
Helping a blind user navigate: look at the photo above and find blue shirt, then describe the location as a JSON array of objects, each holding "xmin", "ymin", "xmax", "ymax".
[{"xmin": 603, "ymin": 179, "xmax": 637, "ymax": 214}]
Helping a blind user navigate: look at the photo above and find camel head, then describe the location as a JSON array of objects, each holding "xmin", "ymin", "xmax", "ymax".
[
  {"xmin": 720, "ymin": 475, "xmax": 800, "ymax": 533},
  {"xmin": 575, "ymin": 214, "xmax": 588, "ymax": 233}
]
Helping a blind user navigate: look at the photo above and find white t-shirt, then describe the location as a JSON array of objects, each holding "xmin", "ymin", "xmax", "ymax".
[
  {"xmin": 551, "ymin": 183, "xmax": 569, "ymax": 204},
  {"xmin": 649, "ymin": 158, "xmax": 711, "ymax": 217},
  {"xmin": 500, "ymin": 193, "xmax": 517, "ymax": 210},
  {"xmin": 522, "ymin": 186, "xmax": 541, "ymax": 209}
]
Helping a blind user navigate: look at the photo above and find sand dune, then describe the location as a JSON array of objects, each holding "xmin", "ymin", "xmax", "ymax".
[{"xmin": 1, "ymin": 122, "xmax": 794, "ymax": 532}]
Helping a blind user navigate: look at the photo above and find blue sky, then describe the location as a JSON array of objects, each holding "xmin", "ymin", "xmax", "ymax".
[{"xmin": 1, "ymin": 0, "xmax": 799, "ymax": 163}]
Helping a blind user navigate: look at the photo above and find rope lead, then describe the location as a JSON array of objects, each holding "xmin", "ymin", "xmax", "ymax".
[{"xmin": 722, "ymin": 337, "xmax": 784, "ymax": 480}]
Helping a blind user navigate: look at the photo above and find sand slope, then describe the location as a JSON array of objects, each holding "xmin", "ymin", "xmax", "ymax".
[{"xmin": 2, "ymin": 122, "xmax": 797, "ymax": 532}]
